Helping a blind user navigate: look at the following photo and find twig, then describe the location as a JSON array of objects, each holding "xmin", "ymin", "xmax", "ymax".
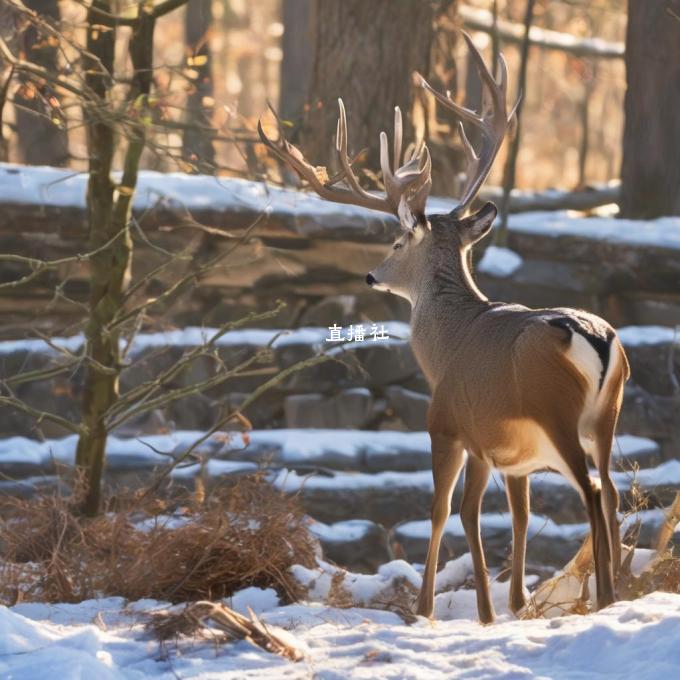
[
  {"xmin": 0, "ymin": 222, "xmax": 132, "ymax": 289},
  {"xmin": 0, "ymin": 395, "xmax": 85, "ymax": 435},
  {"xmin": 108, "ymin": 304, "xmax": 286, "ymax": 418},
  {"xmin": 141, "ymin": 352, "xmax": 331, "ymax": 498}
]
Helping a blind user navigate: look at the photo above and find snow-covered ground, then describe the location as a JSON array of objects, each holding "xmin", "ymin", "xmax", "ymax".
[{"xmin": 2, "ymin": 590, "xmax": 680, "ymax": 679}]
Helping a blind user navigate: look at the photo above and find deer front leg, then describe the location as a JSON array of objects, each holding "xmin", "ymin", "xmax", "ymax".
[
  {"xmin": 461, "ymin": 454, "xmax": 495, "ymax": 624},
  {"xmin": 415, "ymin": 432, "xmax": 465, "ymax": 619},
  {"xmin": 505, "ymin": 474, "xmax": 529, "ymax": 615}
]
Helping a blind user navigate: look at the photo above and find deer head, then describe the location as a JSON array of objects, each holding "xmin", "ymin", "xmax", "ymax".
[{"xmin": 258, "ymin": 32, "xmax": 517, "ymax": 305}]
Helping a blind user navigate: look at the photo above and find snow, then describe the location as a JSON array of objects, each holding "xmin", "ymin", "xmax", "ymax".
[
  {"xmin": 308, "ymin": 519, "xmax": 376, "ymax": 543},
  {"xmin": 2, "ymin": 592, "xmax": 680, "ymax": 678},
  {"xmin": 507, "ymin": 210, "xmax": 680, "ymax": 250},
  {"xmin": 228, "ymin": 587, "xmax": 280, "ymax": 616},
  {"xmin": 477, "ymin": 245, "xmax": 524, "ymax": 278},
  {"xmin": 246, "ymin": 428, "xmax": 430, "ymax": 468},
  {"xmin": 0, "ymin": 323, "xmax": 673, "ymax": 365},
  {"xmin": 271, "ymin": 452, "xmax": 680, "ymax": 497},
  {"xmin": 0, "ymin": 430, "xmax": 669, "ymax": 503},
  {"xmin": 169, "ymin": 459, "xmax": 257, "ymax": 479},
  {"xmin": 398, "ymin": 513, "xmax": 589, "ymax": 542},
  {"xmin": 617, "ymin": 325, "xmax": 678, "ymax": 347},
  {"xmin": 0, "ymin": 431, "xmax": 249, "ymax": 469},
  {"xmin": 0, "ymin": 322, "xmax": 411, "ymax": 356},
  {"xmin": 0, "ymin": 162, "xmax": 396, "ymax": 237},
  {"xmin": 7, "ymin": 164, "xmax": 680, "ymax": 248}
]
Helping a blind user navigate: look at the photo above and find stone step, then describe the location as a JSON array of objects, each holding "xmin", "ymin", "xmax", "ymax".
[
  {"xmin": 1, "ymin": 325, "xmax": 678, "ymax": 452},
  {"xmin": 393, "ymin": 508, "xmax": 680, "ymax": 570},
  {"xmin": 1, "ymin": 432, "xmax": 675, "ymax": 529},
  {"xmin": 273, "ymin": 460, "xmax": 680, "ymax": 528},
  {"xmin": 151, "ymin": 429, "xmax": 663, "ymax": 474},
  {"xmin": 307, "ymin": 519, "xmax": 392, "ymax": 573},
  {"xmin": 1, "ymin": 430, "xmax": 659, "ymax": 479},
  {"xmin": 394, "ymin": 513, "xmax": 588, "ymax": 569}
]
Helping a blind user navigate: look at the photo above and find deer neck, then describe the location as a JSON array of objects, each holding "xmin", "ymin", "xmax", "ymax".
[{"xmin": 409, "ymin": 247, "xmax": 490, "ymax": 386}]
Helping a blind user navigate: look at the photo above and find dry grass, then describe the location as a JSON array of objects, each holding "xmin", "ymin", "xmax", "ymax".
[{"xmin": 0, "ymin": 475, "xmax": 317, "ymax": 606}]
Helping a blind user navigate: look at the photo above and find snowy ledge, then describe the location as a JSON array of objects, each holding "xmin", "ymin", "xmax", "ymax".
[
  {"xmin": 0, "ymin": 429, "xmax": 662, "ymax": 475},
  {"xmin": 0, "ymin": 322, "xmax": 674, "ymax": 358},
  {"xmin": 1, "ymin": 163, "xmax": 678, "ymax": 252}
]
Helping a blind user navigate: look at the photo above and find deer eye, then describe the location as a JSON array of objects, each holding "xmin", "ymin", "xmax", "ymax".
[{"xmin": 393, "ymin": 242, "xmax": 403, "ymax": 251}]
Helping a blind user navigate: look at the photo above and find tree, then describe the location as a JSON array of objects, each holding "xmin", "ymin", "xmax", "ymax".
[
  {"xmin": 182, "ymin": 0, "xmax": 216, "ymax": 172},
  {"xmin": 1, "ymin": 0, "xmax": 321, "ymax": 516},
  {"xmin": 294, "ymin": 0, "xmax": 434, "ymax": 172},
  {"xmin": 620, "ymin": 0, "xmax": 680, "ymax": 218},
  {"xmin": 13, "ymin": 0, "xmax": 69, "ymax": 166},
  {"xmin": 279, "ymin": 0, "xmax": 313, "ymax": 128}
]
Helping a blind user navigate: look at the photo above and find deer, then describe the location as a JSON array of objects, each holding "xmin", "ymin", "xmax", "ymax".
[{"xmin": 258, "ymin": 32, "xmax": 629, "ymax": 624}]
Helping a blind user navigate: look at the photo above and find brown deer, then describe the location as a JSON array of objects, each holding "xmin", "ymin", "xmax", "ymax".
[{"xmin": 259, "ymin": 33, "xmax": 629, "ymax": 623}]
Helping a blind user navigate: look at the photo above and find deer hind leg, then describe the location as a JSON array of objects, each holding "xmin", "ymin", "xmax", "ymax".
[
  {"xmin": 461, "ymin": 454, "xmax": 495, "ymax": 624},
  {"xmin": 415, "ymin": 433, "xmax": 465, "ymax": 619},
  {"xmin": 505, "ymin": 474, "xmax": 529, "ymax": 615},
  {"xmin": 593, "ymin": 412, "xmax": 621, "ymax": 580},
  {"xmin": 590, "ymin": 369, "xmax": 625, "ymax": 580},
  {"xmin": 553, "ymin": 429, "xmax": 615, "ymax": 610}
]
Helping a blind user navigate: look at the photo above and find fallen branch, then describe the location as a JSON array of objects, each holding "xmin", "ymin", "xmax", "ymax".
[
  {"xmin": 148, "ymin": 601, "xmax": 303, "ymax": 661},
  {"xmin": 656, "ymin": 491, "xmax": 680, "ymax": 554},
  {"xmin": 459, "ymin": 5, "xmax": 624, "ymax": 59}
]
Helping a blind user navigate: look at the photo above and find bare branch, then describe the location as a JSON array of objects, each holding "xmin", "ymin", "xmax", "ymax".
[
  {"xmin": 0, "ymin": 225, "xmax": 131, "ymax": 290},
  {"xmin": 109, "ymin": 304, "xmax": 286, "ymax": 419},
  {"xmin": 141, "ymin": 352, "xmax": 331, "ymax": 497},
  {"xmin": 0, "ymin": 395, "xmax": 85, "ymax": 435}
]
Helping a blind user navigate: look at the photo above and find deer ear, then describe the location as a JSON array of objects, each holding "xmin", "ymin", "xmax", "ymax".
[{"xmin": 459, "ymin": 201, "xmax": 497, "ymax": 245}]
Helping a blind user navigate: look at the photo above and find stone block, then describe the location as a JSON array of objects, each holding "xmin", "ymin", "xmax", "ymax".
[
  {"xmin": 284, "ymin": 389, "xmax": 382, "ymax": 429},
  {"xmin": 385, "ymin": 386, "xmax": 430, "ymax": 431}
]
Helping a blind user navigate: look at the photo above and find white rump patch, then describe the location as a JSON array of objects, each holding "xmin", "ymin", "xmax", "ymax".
[{"xmin": 565, "ymin": 332, "xmax": 604, "ymax": 396}]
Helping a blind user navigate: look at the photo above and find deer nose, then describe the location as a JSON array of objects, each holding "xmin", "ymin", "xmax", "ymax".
[{"xmin": 366, "ymin": 273, "xmax": 376, "ymax": 287}]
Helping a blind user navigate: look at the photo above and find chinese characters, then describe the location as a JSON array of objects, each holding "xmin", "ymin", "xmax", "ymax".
[{"xmin": 325, "ymin": 324, "xmax": 390, "ymax": 342}]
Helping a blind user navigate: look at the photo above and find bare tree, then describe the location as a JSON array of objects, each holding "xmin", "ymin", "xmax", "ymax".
[
  {"xmin": 1, "ymin": 0, "xmax": 329, "ymax": 516},
  {"xmin": 620, "ymin": 0, "xmax": 680, "ymax": 218}
]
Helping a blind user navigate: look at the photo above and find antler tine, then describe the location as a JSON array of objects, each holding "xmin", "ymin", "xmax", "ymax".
[
  {"xmin": 335, "ymin": 99, "xmax": 392, "ymax": 209},
  {"xmin": 419, "ymin": 74, "xmax": 481, "ymax": 126},
  {"xmin": 405, "ymin": 145, "xmax": 432, "ymax": 217},
  {"xmin": 257, "ymin": 105, "xmax": 389, "ymax": 213},
  {"xmin": 393, "ymin": 106, "xmax": 403, "ymax": 172},
  {"xmin": 421, "ymin": 32, "xmax": 515, "ymax": 217},
  {"xmin": 259, "ymin": 100, "xmax": 432, "ymax": 226}
]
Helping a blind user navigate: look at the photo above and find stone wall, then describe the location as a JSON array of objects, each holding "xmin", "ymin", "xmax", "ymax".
[
  {"xmin": 2, "ymin": 164, "xmax": 680, "ymax": 337},
  {"xmin": 2, "ymin": 323, "xmax": 678, "ymax": 458}
]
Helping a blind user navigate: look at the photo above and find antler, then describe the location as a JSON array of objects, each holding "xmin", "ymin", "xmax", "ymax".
[
  {"xmin": 419, "ymin": 32, "xmax": 519, "ymax": 217},
  {"xmin": 258, "ymin": 100, "xmax": 432, "ymax": 229}
]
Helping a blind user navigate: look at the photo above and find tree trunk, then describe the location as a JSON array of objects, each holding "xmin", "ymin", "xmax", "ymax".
[
  {"xmin": 279, "ymin": 0, "xmax": 314, "ymax": 131},
  {"xmin": 14, "ymin": 0, "xmax": 69, "ymax": 166},
  {"xmin": 75, "ymin": 2, "xmax": 158, "ymax": 516},
  {"xmin": 182, "ymin": 0, "xmax": 215, "ymax": 172},
  {"xmin": 298, "ymin": 0, "xmax": 433, "ymax": 173},
  {"xmin": 620, "ymin": 0, "xmax": 680, "ymax": 218},
  {"xmin": 74, "ymin": 0, "xmax": 117, "ymax": 516}
]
